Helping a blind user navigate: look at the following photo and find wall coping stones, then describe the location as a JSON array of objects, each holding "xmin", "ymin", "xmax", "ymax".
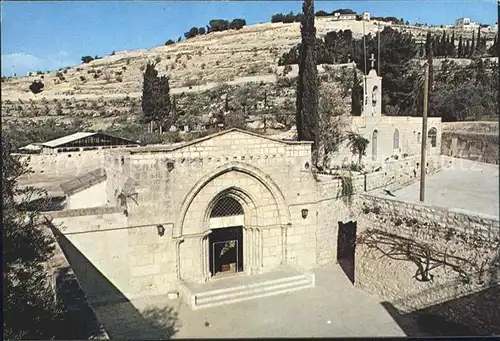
[
  {"xmin": 44, "ymin": 206, "xmax": 124, "ymax": 219},
  {"xmin": 104, "ymin": 128, "xmax": 313, "ymax": 155},
  {"xmin": 361, "ymin": 193, "xmax": 500, "ymax": 223}
]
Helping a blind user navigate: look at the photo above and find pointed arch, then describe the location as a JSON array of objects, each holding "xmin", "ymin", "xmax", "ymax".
[{"xmin": 174, "ymin": 161, "xmax": 290, "ymax": 237}]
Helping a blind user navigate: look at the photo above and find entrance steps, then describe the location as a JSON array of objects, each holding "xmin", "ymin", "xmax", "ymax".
[{"xmin": 178, "ymin": 266, "xmax": 315, "ymax": 310}]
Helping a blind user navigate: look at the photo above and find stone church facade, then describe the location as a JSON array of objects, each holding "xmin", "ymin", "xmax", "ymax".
[{"xmin": 48, "ymin": 69, "xmax": 443, "ymax": 308}]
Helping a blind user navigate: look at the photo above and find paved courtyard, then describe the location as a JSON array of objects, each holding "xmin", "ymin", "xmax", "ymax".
[
  {"xmin": 92, "ymin": 263, "xmax": 408, "ymax": 339},
  {"xmin": 390, "ymin": 158, "xmax": 499, "ymax": 217}
]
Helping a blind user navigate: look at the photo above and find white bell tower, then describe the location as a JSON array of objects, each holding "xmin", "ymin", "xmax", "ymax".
[{"xmin": 362, "ymin": 54, "xmax": 382, "ymax": 117}]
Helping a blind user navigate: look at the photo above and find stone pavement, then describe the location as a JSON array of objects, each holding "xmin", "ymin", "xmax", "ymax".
[
  {"xmin": 391, "ymin": 158, "xmax": 499, "ymax": 217},
  {"xmin": 93, "ymin": 263, "xmax": 408, "ymax": 339}
]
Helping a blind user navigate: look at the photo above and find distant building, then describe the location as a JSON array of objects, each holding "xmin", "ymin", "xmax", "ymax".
[
  {"xmin": 332, "ymin": 12, "xmax": 357, "ymax": 21},
  {"xmin": 362, "ymin": 12, "xmax": 371, "ymax": 21},
  {"xmin": 487, "ymin": 23, "xmax": 498, "ymax": 32},
  {"xmin": 40, "ymin": 132, "xmax": 140, "ymax": 154},
  {"xmin": 455, "ymin": 17, "xmax": 480, "ymax": 31}
]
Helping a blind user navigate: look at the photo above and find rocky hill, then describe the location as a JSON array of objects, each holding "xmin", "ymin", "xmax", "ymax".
[{"xmin": 1, "ymin": 18, "xmax": 496, "ymax": 131}]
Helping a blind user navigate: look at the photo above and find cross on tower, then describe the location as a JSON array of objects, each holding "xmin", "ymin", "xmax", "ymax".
[{"xmin": 369, "ymin": 53, "xmax": 376, "ymax": 70}]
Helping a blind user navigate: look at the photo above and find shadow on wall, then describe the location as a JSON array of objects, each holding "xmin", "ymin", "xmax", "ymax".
[
  {"xmin": 381, "ymin": 249, "xmax": 500, "ymax": 337},
  {"xmin": 49, "ymin": 225, "xmax": 180, "ymax": 339}
]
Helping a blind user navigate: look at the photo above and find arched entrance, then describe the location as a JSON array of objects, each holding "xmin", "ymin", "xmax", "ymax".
[{"xmin": 208, "ymin": 196, "xmax": 244, "ymax": 277}]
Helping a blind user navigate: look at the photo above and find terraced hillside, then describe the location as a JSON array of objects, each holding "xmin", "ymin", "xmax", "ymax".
[{"xmin": 1, "ymin": 18, "xmax": 496, "ymax": 131}]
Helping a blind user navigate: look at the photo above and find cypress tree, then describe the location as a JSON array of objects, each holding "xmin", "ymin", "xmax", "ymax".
[
  {"xmin": 141, "ymin": 62, "xmax": 172, "ymax": 131},
  {"xmin": 296, "ymin": 0, "xmax": 319, "ymax": 164},
  {"xmin": 141, "ymin": 62, "xmax": 158, "ymax": 124},
  {"xmin": 425, "ymin": 31, "xmax": 432, "ymax": 58},
  {"xmin": 351, "ymin": 68, "xmax": 362, "ymax": 116},
  {"xmin": 465, "ymin": 39, "xmax": 470, "ymax": 57},
  {"xmin": 449, "ymin": 31, "xmax": 456, "ymax": 57},
  {"xmin": 440, "ymin": 31, "xmax": 446, "ymax": 57},
  {"xmin": 471, "ymin": 30, "xmax": 475, "ymax": 56},
  {"xmin": 458, "ymin": 35, "xmax": 463, "ymax": 57},
  {"xmin": 155, "ymin": 75, "xmax": 172, "ymax": 130},
  {"xmin": 476, "ymin": 27, "xmax": 481, "ymax": 54}
]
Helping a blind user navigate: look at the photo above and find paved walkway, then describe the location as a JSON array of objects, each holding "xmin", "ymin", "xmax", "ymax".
[
  {"xmin": 391, "ymin": 158, "xmax": 499, "ymax": 217},
  {"xmin": 93, "ymin": 264, "xmax": 407, "ymax": 339}
]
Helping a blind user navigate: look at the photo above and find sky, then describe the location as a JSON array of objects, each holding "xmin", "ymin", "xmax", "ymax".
[{"xmin": 1, "ymin": 0, "xmax": 498, "ymax": 76}]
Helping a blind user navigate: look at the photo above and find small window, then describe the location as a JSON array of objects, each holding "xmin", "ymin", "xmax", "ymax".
[
  {"xmin": 393, "ymin": 129, "xmax": 400, "ymax": 150},
  {"xmin": 428, "ymin": 128, "xmax": 437, "ymax": 147},
  {"xmin": 417, "ymin": 132, "xmax": 421, "ymax": 144}
]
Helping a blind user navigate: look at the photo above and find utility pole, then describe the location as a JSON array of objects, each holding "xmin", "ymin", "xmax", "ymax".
[
  {"xmin": 362, "ymin": 20, "xmax": 367, "ymax": 116},
  {"xmin": 419, "ymin": 62, "xmax": 429, "ymax": 202},
  {"xmin": 377, "ymin": 22, "xmax": 381, "ymax": 75}
]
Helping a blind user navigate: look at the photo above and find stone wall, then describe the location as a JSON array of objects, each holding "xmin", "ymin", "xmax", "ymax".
[
  {"xmin": 441, "ymin": 131, "xmax": 499, "ymax": 165},
  {"xmin": 16, "ymin": 150, "xmax": 105, "ymax": 178},
  {"xmin": 355, "ymin": 193, "xmax": 500, "ymax": 335},
  {"xmin": 315, "ymin": 154, "xmax": 444, "ymax": 267},
  {"xmin": 441, "ymin": 121, "xmax": 499, "ymax": 164},
  {"xmin": 67, "ymin": 181, "xmax": 108, "ymax": 209}
]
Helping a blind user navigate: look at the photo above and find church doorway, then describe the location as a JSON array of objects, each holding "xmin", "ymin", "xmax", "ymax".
[
  {"xmin": 208, "ymin": 196, "xmax": 245, "ymax": 277},
  {"xmin": 209, "ymin": 226, "xmax": 244, "ymax": 277}
]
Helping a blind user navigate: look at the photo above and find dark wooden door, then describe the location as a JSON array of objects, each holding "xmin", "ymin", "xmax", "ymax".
[
  {"xmin": 337, "ymin": 221, "xmax": 357, "ymax": 284},
  {"xmin": 209, "ymin": 226, "xmax": 243, "ymax": 276}
]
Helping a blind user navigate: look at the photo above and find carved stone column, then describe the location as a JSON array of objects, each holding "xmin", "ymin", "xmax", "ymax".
[{"xmin": 175, "ymin": 238, "xmax": 184, "ymax": 280}]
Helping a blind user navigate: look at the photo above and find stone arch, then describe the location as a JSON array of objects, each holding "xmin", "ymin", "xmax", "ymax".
[
  {"xmin": 372, "ymin": 129, "xmax": 378, "ymax": 161},
  {"xmin": 393, "ymin": 128, "xmax": 400, "ymax": 150},
  {"xmin": 428, "ymin": 127, "xmax": 438, "ymax": 147},
  {"xmin": 175, "ymin": 161, "xmax": 290, "ymax": 237},
  {"xmin": 201, "ymin": 186, "xmax": 261, "ymax": 231}
]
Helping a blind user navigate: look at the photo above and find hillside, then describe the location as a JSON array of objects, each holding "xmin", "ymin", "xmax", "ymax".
[{"xmin": 1, "ymin": 18, "xmax": 496, "ymax": 132}]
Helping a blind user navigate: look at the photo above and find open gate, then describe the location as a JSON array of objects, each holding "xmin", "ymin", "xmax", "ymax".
[{"xmin": 337, "ymin": 221, "xmax": 357, "ymax": 284}]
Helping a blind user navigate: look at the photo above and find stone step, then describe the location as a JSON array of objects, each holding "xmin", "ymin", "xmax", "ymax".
[
  {"xmin": 194, "ymin": 274, "xmax": 314, "ymax": 309},
  {"xmin": 196, "ymin": 274, "xmax": 308, "ymax": 298}
]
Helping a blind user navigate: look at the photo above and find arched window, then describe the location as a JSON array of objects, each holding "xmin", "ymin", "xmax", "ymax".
[
  {"xmin": 417, "ymin": 132, "xmax": 421, "ymax": 144},
  {"xmin": 372, "ymin": 130, "xmax": 378, "ymax": 161},
  {"xmin": 210, "ymin": 197, "xmax": 244, "ymax": 217},
  {"xmin": 393, "ymin": 129, "xmax": 400, "ymax": 150},
  {"xmin": 372, "ymin": 86, "xmax": 379, "ymax": 107},
  {"xmin": 428, "ymin": 127, "xmax": 437, "ymax": 147}
]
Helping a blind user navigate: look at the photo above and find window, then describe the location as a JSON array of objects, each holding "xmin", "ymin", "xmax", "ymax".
[
  {"xmin": 372, "ymin": 130, "xmax": 378, "ymax": 161},
  {"xmin": 428, "ymin": 128, "xmax": 437, "ymax": 147},
  {"xmin": 372, "ymin": 86, "xmax": 379, "ymax": 107},
  {"xmin": 210, "ymin": 197, "xmax": 244, "ymax": 217},
  {"xmin": 393, "ymin": 129, "xmax": 400, "ymax": 150}
]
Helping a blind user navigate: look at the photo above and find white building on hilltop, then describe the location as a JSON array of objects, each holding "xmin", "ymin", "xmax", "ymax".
[
  {"xmin": 455, "ymin": 17, "xmax": 480, "ymax": 31},
  {"xmin": 332, "ymin": 12, "xmax": 357, "ymax": 21}
]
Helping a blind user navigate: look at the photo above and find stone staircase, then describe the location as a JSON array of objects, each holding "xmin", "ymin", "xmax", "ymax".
[{"xmin": 179, "ymin": 267, "xmax": 315, "ymax": 310}]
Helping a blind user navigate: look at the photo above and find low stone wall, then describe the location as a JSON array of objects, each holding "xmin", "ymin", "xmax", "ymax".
[
  {"xmin": 15, "ymin": 150, "xmax": 105, "ymax": 178},
  {"xmin": 441, "ymin": 131, "xmax": 499, "ymax": 164},
  {"xmin": 315, "ymin": 154, "xmax": 444, "ymax": 267},
  {"xmin": 441, "ymin": 122, "xmax": 499, "ymax": 165},
  {"xmin": 355, "ymin": 193, "xmax": 500, "ymax": 335}
]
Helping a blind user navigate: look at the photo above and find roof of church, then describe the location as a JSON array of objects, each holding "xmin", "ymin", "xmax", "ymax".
[{"xmin": 108, "ymin": 128, "xmax": 312, "ymax": 154}]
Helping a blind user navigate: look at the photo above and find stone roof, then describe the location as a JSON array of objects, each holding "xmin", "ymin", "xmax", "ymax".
[
  {"xmin": 60, "ymin": 168, "xmax": 106, "ymax": 196},
  {"xmin": 107, "ymin": 128, "xmax": 313, "ymax": 154}
]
